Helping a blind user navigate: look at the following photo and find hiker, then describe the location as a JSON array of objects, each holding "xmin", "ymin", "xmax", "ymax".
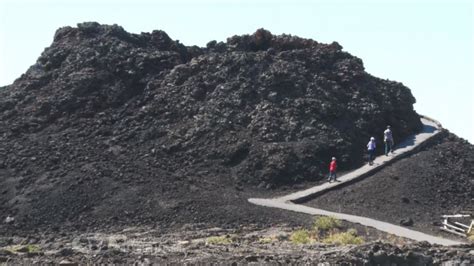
[
  {"xmin": 384, "ymin": 125, "xmax": 394, "ymax": 155},
  {"xmin": 367, "ymin": 137, "xmax": 376, "ymax": 165},
  {"xmin": 328, "ymin": 157, "xmax": 337, "ymax": 183}
]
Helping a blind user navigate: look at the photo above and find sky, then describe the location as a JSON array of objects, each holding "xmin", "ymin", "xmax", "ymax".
[{"xmin": 0, "ymin": 0, "xmax": 473, "ymax": 143}]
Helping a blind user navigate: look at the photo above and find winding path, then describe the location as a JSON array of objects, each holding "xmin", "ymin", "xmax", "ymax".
[{"xmin": 249, "ymin": 117, "xmax": 463, "ymax": 246}]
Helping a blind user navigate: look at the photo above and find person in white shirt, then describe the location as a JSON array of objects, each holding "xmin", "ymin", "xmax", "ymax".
[
  {"xmin": 367, "ymin": 137, "xmax": 376, "ymax": 165},
  {"xmin": 384, "ymin": 125, "xmax": 394, "ymax": 156}
]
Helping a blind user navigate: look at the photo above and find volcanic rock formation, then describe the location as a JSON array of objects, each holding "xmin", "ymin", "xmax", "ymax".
[{"xmin": 0, "ymin": 22, "xmax": 423, "ymax": 230}]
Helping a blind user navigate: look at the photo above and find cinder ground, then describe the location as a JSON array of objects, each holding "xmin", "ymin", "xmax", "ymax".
[{"xmin": 1, "ymin": 223, "xmax": 472, "ymax": 264}]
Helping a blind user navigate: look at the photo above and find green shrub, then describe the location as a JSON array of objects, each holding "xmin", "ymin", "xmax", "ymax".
[
  {"xmin": 323, "ymin": 230, "xmax": 364, "ymax": 245},
  {"xmin": 206, "ymin": 235, "xmax": 233, "ymax": 245},
  {"xmin": 290, "ymin": 229, "xmax": 314, "ymax": 244},
  {"xmin": 313, "ymin": 216, "xmax": 341, "ymax": 231}
]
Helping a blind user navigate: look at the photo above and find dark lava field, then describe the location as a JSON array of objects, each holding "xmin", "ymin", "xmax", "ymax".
[{"xmin": 0, "ymin": 22, "xmax": 471, "ymax": 244}]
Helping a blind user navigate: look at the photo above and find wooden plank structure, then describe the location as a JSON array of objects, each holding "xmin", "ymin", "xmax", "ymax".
[{"xmin": 440, "ymin": 214, "xmax": 473, "ymax": 237}]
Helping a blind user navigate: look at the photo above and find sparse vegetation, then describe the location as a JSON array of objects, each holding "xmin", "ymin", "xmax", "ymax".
[
  {"xmin": 206, "ymin": 235, "xmax": 233, "ymax": 245},
  {"xmin": 290, "ymin": 216, "xmax": 365, "ymax": 245},
  {"xmin": 323, "ymin": 230, "xmax": 365, "ymax": 245},
  {"xmin": 290, "ymin": 229, "xmax": 315, "ymax": 244},
  {"xmin": 313, "ymin": 216, "xmax": 341, "ymax": 231}
]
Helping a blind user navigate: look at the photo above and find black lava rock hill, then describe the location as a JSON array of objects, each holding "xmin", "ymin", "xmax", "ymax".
[
  {"xmin": 0, "ymin": 22, "xmax": 422, "ymax": 183},
  {"xmin": 0, "ymin": 22, "xmax": 425, "ymax": 230}
]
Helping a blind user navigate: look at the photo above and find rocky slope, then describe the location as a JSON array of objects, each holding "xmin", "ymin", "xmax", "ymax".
[
  {"xmin": 306, "ymin": 132, "xmax": 474, "ymax": 238},
  {"xmin": 1, "ymin": 22, "xmax": 423, "ymax": 232}
]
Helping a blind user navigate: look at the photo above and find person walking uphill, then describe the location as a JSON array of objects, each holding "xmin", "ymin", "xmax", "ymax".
[
  {"xmin": 384, "ymin": 125, "xmax": 394, "ymax": 155},
  {"xmin": 328, "ymin": 157, "xmax": 337, "ymax": 183},
  {"xmin": 367, "ymin": 137, "xmax": 376, "ymax": 165}
]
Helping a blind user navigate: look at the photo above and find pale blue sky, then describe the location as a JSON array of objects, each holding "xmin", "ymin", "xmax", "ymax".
[{"xmin": 1, "ymin": 0, "xmax": 473, "ymax": 143}]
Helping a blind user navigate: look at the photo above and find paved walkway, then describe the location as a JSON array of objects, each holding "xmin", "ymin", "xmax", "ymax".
[{"xmin": 249, "ymin": 117, "xmax": 464, "ymax": 246}]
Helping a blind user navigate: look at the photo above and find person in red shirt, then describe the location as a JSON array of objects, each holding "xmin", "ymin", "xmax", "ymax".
[{"xmin": 328, "ymin": 157, "xmax": 337, "ymax": 183}]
